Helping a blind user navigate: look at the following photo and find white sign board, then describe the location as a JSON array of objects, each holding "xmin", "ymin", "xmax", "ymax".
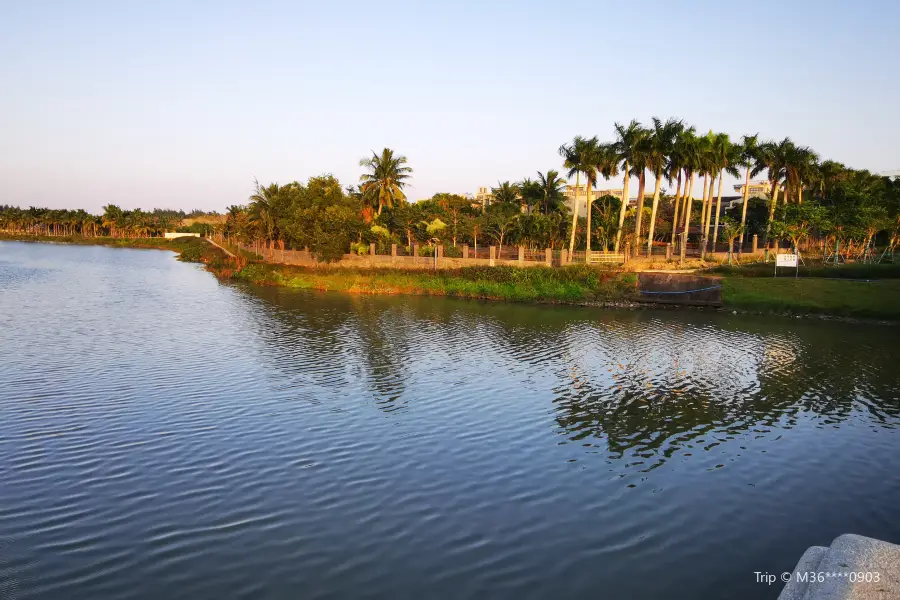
[{"xmin": 776, "ymin": 253, "xmax": 798, "ymax": 267}]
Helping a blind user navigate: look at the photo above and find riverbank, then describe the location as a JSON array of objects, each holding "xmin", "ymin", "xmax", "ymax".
[
  {"xmin": 0, "ymin": 234, "xmax": 239, "ymax": 271},
  {"xmin": 4, "ymin": 234, "xmax": 899, "ymax": 320},
  {"xmin": 234, "ymin": 262, "xmax": 638, "ymax": 304},
  {"xmin": 721, "ymin": 277, "xmax": 900, "ymax": 319},
  {"xmin": 231, "ymin": 263, "xmax": 900, "ymax": 320}
]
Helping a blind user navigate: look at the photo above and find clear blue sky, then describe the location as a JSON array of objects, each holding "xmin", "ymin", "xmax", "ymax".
[{"xmin": 2, "ymin": 0, "xmax": 898, "ymax": 213}]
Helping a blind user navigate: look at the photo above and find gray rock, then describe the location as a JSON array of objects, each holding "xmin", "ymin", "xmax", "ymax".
[
  {"xmin": 779, "ymin": 546, "xmax": 828, "ymax": 600},
  {"xmin": 779, "ymin": 534, "xmax": 900, "ymax": 600}
]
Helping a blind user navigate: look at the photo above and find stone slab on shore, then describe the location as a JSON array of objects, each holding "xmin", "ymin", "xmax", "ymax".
[{"xmin": 779, "ymin": 534, "xmax": 900, "ymax": 600}]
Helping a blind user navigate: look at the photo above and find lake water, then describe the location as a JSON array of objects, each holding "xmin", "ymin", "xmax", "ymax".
[{"xmin": 1, "ymin": 241, "xmax": 899, "ymax": 600}]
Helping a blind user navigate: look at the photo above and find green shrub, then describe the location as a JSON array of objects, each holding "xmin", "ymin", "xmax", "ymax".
[{"xmin": 443, "ymin": 245, "xmax": 463, "ymax": 258}]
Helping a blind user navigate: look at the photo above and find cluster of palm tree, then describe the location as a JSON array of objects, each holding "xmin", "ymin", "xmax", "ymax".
[
  {"xmin": 5, "ymin": 138, "xmax": 898, "ymax": 266},
  {"xmin": 560, "ymin": 120, "xmax": 751, "ymax": 258},
  {"xmin": 558, "ymin": 118, "xmax": 900, "ymax": 260},
  {"xmin": 0, "ymin": 205, "xmax": 218, "ymax": 237}
]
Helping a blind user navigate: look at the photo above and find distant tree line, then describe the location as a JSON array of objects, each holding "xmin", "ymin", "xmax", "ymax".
[
  {"xmin": 0, "ymin": 205, "xmax": 221, "ymax": 238},
  {"xmin": 3, "ymin": 121, "xmax": 899, "ymax": 263}
]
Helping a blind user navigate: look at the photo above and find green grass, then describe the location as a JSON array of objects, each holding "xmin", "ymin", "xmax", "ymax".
[
  {"xmin": 236, "ymin": 263, "xmax": 638, "ymax": 304},
  {"xmin": 710, "ymin": 262, "xmax": 900, "ymax": 279},
  {"xmin": 721, "ymin": 277, "xmax": 900, "ymax": 319}
]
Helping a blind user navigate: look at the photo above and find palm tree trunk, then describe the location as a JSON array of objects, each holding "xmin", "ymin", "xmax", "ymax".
[
  {"xmin": 614, "ymin": 162, "xmax": 630, "ymax": 254},
  {"xmin": 670, "ymin": 172, "xmax": 683, "ymax": 247},
  {"xmin": 712, "ymin": 169, "xmax": 725, "ymax": 249},
  {"xmin": 704, "ymin": 174, "xmax": 716, "ymax": 251},
  {"xmin": 765, "ymin": 183, "xmax": 781, "ymax": 243},
  {"xmin": 647, "ymin": 172, "xmax": 663, "ymax": 256},
  {"xmin": 699, "ymin": 174, "xmax": 710, "ymax": 258},
  {"xmin": 569, "ymin": 172, "xmax": 581, "ymax": 255},
  {"xmin": 738, "ymin": 166, "xmax": 751, "ymax": 248},
  {"xmin": 680, "ymin": 171, "xmax": 696, "ymax": 265},
  {"xmin": 797, "ymin": 179, "xmax": 803, "ymax": 204},
  {"xmin": 634, "ymin": 171, "xmax": 647, "ymax": 253}
]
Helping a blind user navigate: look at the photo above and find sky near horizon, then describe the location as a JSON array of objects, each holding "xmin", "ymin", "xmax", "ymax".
[{"xmin": 2, "ymin": 0, "xmax": 899, "ymax": 213}]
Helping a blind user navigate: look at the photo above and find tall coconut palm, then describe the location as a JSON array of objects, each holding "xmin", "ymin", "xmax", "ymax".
[
  {"xmin": 559, "ymin": 136, "xmax": 600, "ymax": 254},
  {"xmin": 645, "ymin": 118, "xmax": 682, "ymax": 255},
  {"xmin": 737, "ymin": 134, "xmax": 760, "ymax": 248},
  {"xmin": 695, "ymin": 133, "xmax": 717, "ymax": 258},
  {"xmin": 630, "ymin": 135, "xmax": 653, "ymax": 250},
  {"xmin": 594, "ymin": 143, "xmax": 621, "ymax": 251},
  {"xmin": 359, "ymin": 148, "xmax": 413, "ymax": 216},
  {"xmin": 668, "ymin": 125, "xmax": 697, "ymax": 248},
  {"xmin": 677, "ymin": 130, "xmax": 701, "ymax": 265},
  {"xmin": 709, "ymin": 132, "xmax": 742, "ymax": 249},
  {"xmin": 783, "ymin": 144, "xmax": 819, "ymax": 205},
  {"xmin": 759, "ymin": 139, "xmax": 788, "ymax": 241},
  {"xmin": 612, "ymin": 120, "xmax": 648, "ymax": 253}
]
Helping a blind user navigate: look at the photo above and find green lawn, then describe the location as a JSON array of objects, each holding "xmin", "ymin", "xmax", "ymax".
[{"xmin": 722, "ymin": 277, "xmax": 900, "ymax": 319}]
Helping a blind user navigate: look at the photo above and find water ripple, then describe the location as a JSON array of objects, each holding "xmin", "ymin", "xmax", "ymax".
[{"xmin": 1, "ymin": 241, "xmax": 899, "ymax": 600}]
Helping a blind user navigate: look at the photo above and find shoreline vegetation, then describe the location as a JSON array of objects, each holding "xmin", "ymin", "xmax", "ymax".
[
  {"xmin": 4, "ymin": 234, "xmax": 900, "ymax": 321},
  {"xmin": 3, "ymin": 116, "xmax": 898, "ymax": 321}
]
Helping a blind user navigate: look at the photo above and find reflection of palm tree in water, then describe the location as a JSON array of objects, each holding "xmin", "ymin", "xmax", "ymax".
[{"xmin": 553, "ymin": 322, "xmax": 900, "ymax": 466}]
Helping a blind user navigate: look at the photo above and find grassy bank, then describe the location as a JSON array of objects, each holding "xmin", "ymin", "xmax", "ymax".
[
  {"xmin": 709, "ymin": 261, "xmax": 900, "ymax": 279},
  {"xmin": 5, "ymin": 233, "xmax": 899, "ymax": 319},
  {"xmin": 721, "ymin": 277, "xmax": 900, "ymax": 319},
  {"xmin": 235, "ymin": 263, "xmax": 638, "ymax": 304},
  {"xmin": 235, "ymin": 263, "xmax": 900, "ymax": 319}
]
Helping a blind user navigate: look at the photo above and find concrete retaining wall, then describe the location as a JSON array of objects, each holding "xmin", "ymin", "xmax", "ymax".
[{"xmin": 636, "ymin": 272, "xmax": 723, "ymax": 307}]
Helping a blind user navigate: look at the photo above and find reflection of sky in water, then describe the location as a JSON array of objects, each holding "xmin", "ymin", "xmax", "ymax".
[{"xmin": 1, "ymin": 242, "xmax": 899, "ymax": 600}]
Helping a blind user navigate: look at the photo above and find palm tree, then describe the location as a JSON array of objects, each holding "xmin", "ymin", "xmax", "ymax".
[
  {"xmin": 631, "ymin": 134, "xmax": 653, "ymax": 249},
  {"xmin": 559, "ymin": 136, "xmax": 599, "ymax": 254},
  {"xmin": 783, "ymin": 144, "xmax": 819, "ymax": 205},
  {"xmin": 612, "ymin": 120, "xmax": 648, "ymax": 253},
  {"xmin": 249, "ymin": 180, "xmax": 281, "ymax": 254},
  {"xmin": 535, "ymin": 170, "xmax": 568, "ymax": 215},
  {"xmin": 709, "ymin": 132, "xmax": 742, "ymax": 249},
  {"xmin": 491, "ymin": 181, "xmax": 520, "ymax": 206},
  {"xmin": 518, "ymin": 177, "xmax": 542, "ymax": 213},
  {"xmin": 102, "ymin": 204, "xmax": 123, "ymax": 237},
  {"xmin": 359, "ymin": 148, "xmax": 413, "ymax": 216},
  {"xmin": 594, "ymin": 143, "xmax": 621, "ymax": 252},
  {"xmin": 757, "ymin": 140, "xmax": 786, "ymax": 242},
  {"xmin": 815, "ymin": 160, "xmax": 849, "ymax": 200},
  {"xmin": 677, "ymin": 130, "xmax": 701, "ymax": 265},
  {"xmin": 644, "ymin": 118, "xmax": 682, "ymax": 255},
  {"xmin": 668, "ymin": 125, "xmax": 696, "ymax": 248},
  {"xmin": 737, "ymin": 134, "xmax": 760, "ymax": 248},
  {"xmin": 694, "ymin": 133, "xmax": 716, "ymax": 258}
]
